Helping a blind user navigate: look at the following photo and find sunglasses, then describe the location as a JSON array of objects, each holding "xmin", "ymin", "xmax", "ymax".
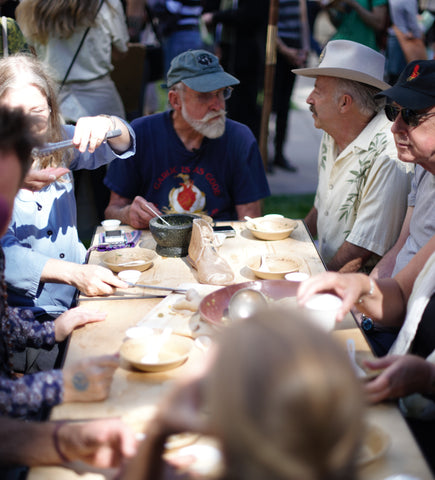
[{"xmin": 384, "ymin": 104, "xmax": 435, "ymax": 127}]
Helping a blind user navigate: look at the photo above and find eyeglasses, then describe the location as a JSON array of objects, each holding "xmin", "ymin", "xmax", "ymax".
[
  {"xmin": 190, "ymin": 87, "xmax": 233, "ymax": 104},
  {"xmin": 384, "ymin": 104, "xmax": 435, "ymax": 127}
]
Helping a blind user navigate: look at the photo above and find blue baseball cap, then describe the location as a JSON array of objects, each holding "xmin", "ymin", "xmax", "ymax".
[{"xmin": 164, "ymin": 49, "xmax": 239, "ymax": 92}]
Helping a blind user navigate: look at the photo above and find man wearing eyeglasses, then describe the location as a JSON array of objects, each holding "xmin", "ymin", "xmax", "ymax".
[
  {"xmin": 104, "ymin": 49, "xmax": 270, "ymax": 228},
  {"xmin": 370, "ymin": 60, "xmax": 435, "ymax": 280},
  {"xmin": 293, "ymin": 39, "xmax": 413, "ymax": 273}
]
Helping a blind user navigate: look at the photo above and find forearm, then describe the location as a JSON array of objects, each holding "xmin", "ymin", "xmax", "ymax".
[
  {"xmin": 327, "ymin": 241, "xmax": 373, "ymax": 272},
  {"xmin": 236, "ymin": 201, "xmax": 262, "ymax": 221},
  {"xmin": 357, "ymin": 277, "xmax": 406, "ymax": 327},
  {"xmin": 40, "ymin": 258, "xmax": 80, "ymax": 285},
  {"xmin": 104, "ymin": 202, "xmax": 132, "ymax": 225},
  {"xmin": 0, "ymin": 420, "xmax": 63, "ymax": 466},
  {"xmin": 304, "ymin": 207, "xmax": 317, "ymax": 237},
  {"xmin": 104, "ymin": 116, "xmax": 132, "ymax": 154}
]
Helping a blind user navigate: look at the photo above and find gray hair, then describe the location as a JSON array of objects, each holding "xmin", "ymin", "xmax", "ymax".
[{"xmin": 333, "ymin": 78, "xmax": 382, "ymax": 116}]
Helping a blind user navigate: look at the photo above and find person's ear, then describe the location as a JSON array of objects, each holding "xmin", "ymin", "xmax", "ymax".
[
  {"xmin": 339, "ymin": 94, "xmax": 352, "ymax": 112},
  {"xmin": 168, "ymin": 90, "xmax": 182, "ymax": 111}
]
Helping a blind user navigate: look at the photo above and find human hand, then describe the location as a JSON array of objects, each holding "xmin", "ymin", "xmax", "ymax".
[
  {"xmin": 22, "ymin": 167, "xmax": 70, "ymax": 192},
  {"xmin": 54, "ymin": 306, "xmax": 107, "ymax": 342},
  {"xmin": 364, "ymin": 354, "xmax": 435, "ymax": 404},
  {"xmin": 73, "ymin": 115, "xmax": 121, "ymax": 153},
  {"xmin": 57, "ymin": 418, "xmax": 138, "ymax": 468},
  {"xmin": 67, "ymin": 263, "xmax": 128, "ymax": 296},
  {"xmin": 63, "ymin": 354, "xmax": 119, "ymax": 403},
  {"xmin": 201, "ymin": 12, "xmax": 214, "ymax": 28},
  {"xmin": 127, "ymin": 197, "xmax": 162, "ymax": 229},
  {"xmin": 297, "ymin": 271, "xmax": 367, "ymax": 321}
]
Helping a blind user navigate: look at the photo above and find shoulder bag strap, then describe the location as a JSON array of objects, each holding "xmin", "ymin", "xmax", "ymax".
[
  {"xmin": 144, "ymin": 4, "xmax": 163, "ymax": 45},
  {"xmin": 59, "ymin": 0, "xmax": 106, "ymax": 91},
  {"xmin": 1, "ymin": 16, "xmax": 8, "ymax": 58}
]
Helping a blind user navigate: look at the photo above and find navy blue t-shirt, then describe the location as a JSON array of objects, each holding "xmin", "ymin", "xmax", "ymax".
[{"xmin": 104, "ymin": 111, "xmax": 270, "ymax": 220}]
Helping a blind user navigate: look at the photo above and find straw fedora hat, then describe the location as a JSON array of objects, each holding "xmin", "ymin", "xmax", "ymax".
[{"xmin": 293, "ymin": 40, "xmax": 390, "ymax": 91}]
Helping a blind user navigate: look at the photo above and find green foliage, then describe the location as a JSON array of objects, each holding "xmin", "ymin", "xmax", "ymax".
[{"xmin": 263, "ymin": 194, "xmax": 315, "ymax": 220}]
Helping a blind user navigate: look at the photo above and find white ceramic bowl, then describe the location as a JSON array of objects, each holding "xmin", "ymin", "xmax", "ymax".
[
  {"xmin": 120, "ymin": 334, "xmax": 194, "ymax": 372},
  {"xmin": 102, "ymin": 248, "xmax": 156, "ymax": 273},
  {"xmin": 101, "ymin": 219, "xmax": 121, "ymax": 231},
  {"xmin": 245, "ymin": 216, "xmax": 298, "ymax": 241},
  {"xmin": 304, "ymin": 293, "xmax": 342, "ymax": 332}
]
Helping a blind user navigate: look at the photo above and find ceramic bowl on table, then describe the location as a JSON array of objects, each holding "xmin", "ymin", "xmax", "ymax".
[
  {"xmin": 102, "ymin": 248, "xmax": 156, "ymax": 272},
  {"xmin": 246, "ymin": 253, "xmax": 302, "ymax": 280},
  {"xmin": 149, "ymin": 213, "xmax": 199, "ymax": 257},
  {"xmin": 120, "ymin": 333, "xmax": 194, "ymax": 372},
  {"xmin": 245, "ymin": 216, "xmax": 298, "ymax": 241}
]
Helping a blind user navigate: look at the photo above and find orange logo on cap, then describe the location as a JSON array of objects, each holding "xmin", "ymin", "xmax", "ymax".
[{"xmin": 407, "ymin": 64, "xmax": 420, "ymax": 81}]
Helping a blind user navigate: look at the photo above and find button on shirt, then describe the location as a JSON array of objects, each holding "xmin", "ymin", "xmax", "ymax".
[{"xmin": 314, "ymin": 110, "xmax": 413, "ymax": 267}]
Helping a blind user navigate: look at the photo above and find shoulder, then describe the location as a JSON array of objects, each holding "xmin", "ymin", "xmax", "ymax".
[{"xmin": 132, "ymin": 111, "xmax": 168, "ymax": 131}]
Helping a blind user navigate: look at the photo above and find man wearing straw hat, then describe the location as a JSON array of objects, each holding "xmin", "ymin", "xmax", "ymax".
[{"xmin": 293, "ymin": 39, "xmax": 413, "ymax": 273}]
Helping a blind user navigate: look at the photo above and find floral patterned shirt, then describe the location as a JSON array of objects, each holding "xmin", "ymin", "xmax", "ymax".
[
  {"xmin": 0, "ymin": 247, "xmax": 63, "ymax": 417},
  {"xmin": 314, "ymin": 111, "xmax": 413, "ymax": 269}
]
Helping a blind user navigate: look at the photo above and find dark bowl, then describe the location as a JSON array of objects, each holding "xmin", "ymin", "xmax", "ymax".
[{"xmin": 149, "ymin": 213, "xmax": 199, "ymax": 257}]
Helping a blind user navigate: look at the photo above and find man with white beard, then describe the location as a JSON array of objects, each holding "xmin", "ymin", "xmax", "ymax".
[{"xmin": 104, "ymin": 50, "xmax": 270, "ymax": 228}]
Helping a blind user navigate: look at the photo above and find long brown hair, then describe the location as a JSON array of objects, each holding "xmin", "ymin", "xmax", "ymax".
[
  {"xmin": 0, "ymin": 54, "xmax": 70, "ymax": 169},
  {"xmin": 16, "ymin": 0, "xmax": 102, "ymax": 44}
]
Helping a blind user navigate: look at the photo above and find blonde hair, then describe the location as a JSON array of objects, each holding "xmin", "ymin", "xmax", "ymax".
[
  {"xmin": 206, "ymin": 308, "xmax": 364, "ymax": 480},
  {"xmin": 16, "ymin": 0, "xmax": 102, "ymax": 44},
  {"xmin": 0, "ymin": 54, "xmax": 70, "ymax": 169}
]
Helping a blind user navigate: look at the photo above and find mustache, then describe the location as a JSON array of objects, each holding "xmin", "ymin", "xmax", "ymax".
[
  {"xmin": 202, "ymin": 110, "xmax": 226, "ymax": 123},
  {"xmin": 309, "ymin": 105, "xmax": 317, "ymax": 116}
]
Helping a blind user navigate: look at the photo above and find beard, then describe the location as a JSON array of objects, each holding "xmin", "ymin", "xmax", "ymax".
[{"xmin": 181, "ymin": 104, "xmax": 226, "ymax": 139}]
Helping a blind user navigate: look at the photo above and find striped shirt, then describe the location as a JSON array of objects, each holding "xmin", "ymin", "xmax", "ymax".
[
  {"xmin": 278, "ymin": 0, "xmax": 302, "ymax": 48},
  {"xmin": 165, "ymin": 0, "xmax": 203, "ymax": 29}
]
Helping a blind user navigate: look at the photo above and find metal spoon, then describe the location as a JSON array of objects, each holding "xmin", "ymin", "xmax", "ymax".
[
  {"xmin": 228, "ymin": 288, "xmax": 267, "ymax": 322},
  {"xmin": 143, "ymin": 203, "xmax": 170, "ymax": 226}
]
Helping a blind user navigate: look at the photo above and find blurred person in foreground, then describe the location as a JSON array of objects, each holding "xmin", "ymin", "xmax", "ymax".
[
  {"xmin": 0, "ymin": 105, "xmax": 136, "ymax": 480},
  {"xmin": 0, "ymin": 105, "xmax": 119, "ymax": 420},
  {"xmin": 105, "ymin": 49, "xmax": 270, "ymax": 228},
  {"xmin": 122, "ymin": 307, "xmax": 364, "ymax": 480},
  {"xmin": 293, "ymin": 40, "xmax": 412, "ymax": 273}
]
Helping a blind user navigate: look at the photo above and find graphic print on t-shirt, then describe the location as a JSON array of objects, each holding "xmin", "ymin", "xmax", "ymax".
[{"xmin": 164, "ymin": 174, "xmax": 207, "ymax": 215}]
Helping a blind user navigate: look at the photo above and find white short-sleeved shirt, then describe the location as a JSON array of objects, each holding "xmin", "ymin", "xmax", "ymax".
[
  {"xmin": 314, "ymin": 110, "xmax": 413, "ymax": 267},
  {"xmin": 392, "ymin": 165, "xmax": 435, "ymax": 276},
  {"xmin": 33, "ymin": 0, "xmax": 129, "ymax": 83}
]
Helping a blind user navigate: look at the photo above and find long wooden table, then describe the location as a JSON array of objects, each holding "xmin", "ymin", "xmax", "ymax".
[{"xmin": 28, "ymin": 221, "xmax": 433, "ymax": 480}]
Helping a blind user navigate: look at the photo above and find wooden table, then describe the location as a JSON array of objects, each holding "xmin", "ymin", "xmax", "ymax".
[{"xmin": 28, "ymin": 221, "xmax": 433, "ymax": 480}]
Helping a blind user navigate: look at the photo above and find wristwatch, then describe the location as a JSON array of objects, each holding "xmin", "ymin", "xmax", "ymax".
[{"xmin": 361, "ymin": 314, "xmax": 374, "ymax": 333}]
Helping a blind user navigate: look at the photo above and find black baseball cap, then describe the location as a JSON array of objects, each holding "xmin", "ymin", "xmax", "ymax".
[{"xmin": 376, "ymin": 59, "xmax": 435, "ymax": 109}]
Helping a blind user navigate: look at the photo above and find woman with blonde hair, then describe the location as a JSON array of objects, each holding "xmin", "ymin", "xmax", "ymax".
[
  {"xmin": 16, "ymin": 0, "xmax": 128, "ymax": 123},
  {"xmin": 123, "ymin": 307, "xmax": 364, "ymax": 480},
  {"xmin": 0, "ymin": 55, "xmax": 133, "ymax": 375}
]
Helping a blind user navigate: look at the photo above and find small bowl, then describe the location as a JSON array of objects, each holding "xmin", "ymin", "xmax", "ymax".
[
  {"xmin": 102, "ymin": 248, "xmax": 156, "ymax": 272},
  {"xmin": 247, "ymin": 254, "xmax": 301, "ymax": 280},
  {"xmin": 101, "ymin": 219, "xmax": 121, "ymax": 231},
  {"xmin": 284, "ymin": 272, "xmax": 310, "ymax": 282},
  {"xmin": 118, "ymin": 269, "xmax": 142, "ymax": 284},
  {"xmin": 245, "ymin": 216, "xmax": 298, "ymax": 241},
  {"xmin": 120, "ymin": 334, "xmax": 194, "ymax": 372},
  {"xmin": 149, "ymin": 213, "xmax": 199, "ymax": 257}
]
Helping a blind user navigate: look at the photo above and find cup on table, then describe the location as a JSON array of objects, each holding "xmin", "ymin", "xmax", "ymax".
[
  {"xmin": 284, "ymin": 272, "xmax": 310, "ymax": 282},
  {"xmin": 304, "ymin": 293, "xmax": 342, "ymax": 332},
  {"xmin": 101, "ymin": 219, "xmax": 121, "ymax": 231}
]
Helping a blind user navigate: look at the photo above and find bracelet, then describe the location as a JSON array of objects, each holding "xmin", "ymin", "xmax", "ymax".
[
  {"xmin": 357, "ymin": 278, "xmax": 375, "ymax": 304},
  {"xmin": 99, "ymin": 114, "xmax": 117, "ymax": 132},
  {"xmin": 53, "ymin": 420, "xmax": 70, "ymax": 464}
]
